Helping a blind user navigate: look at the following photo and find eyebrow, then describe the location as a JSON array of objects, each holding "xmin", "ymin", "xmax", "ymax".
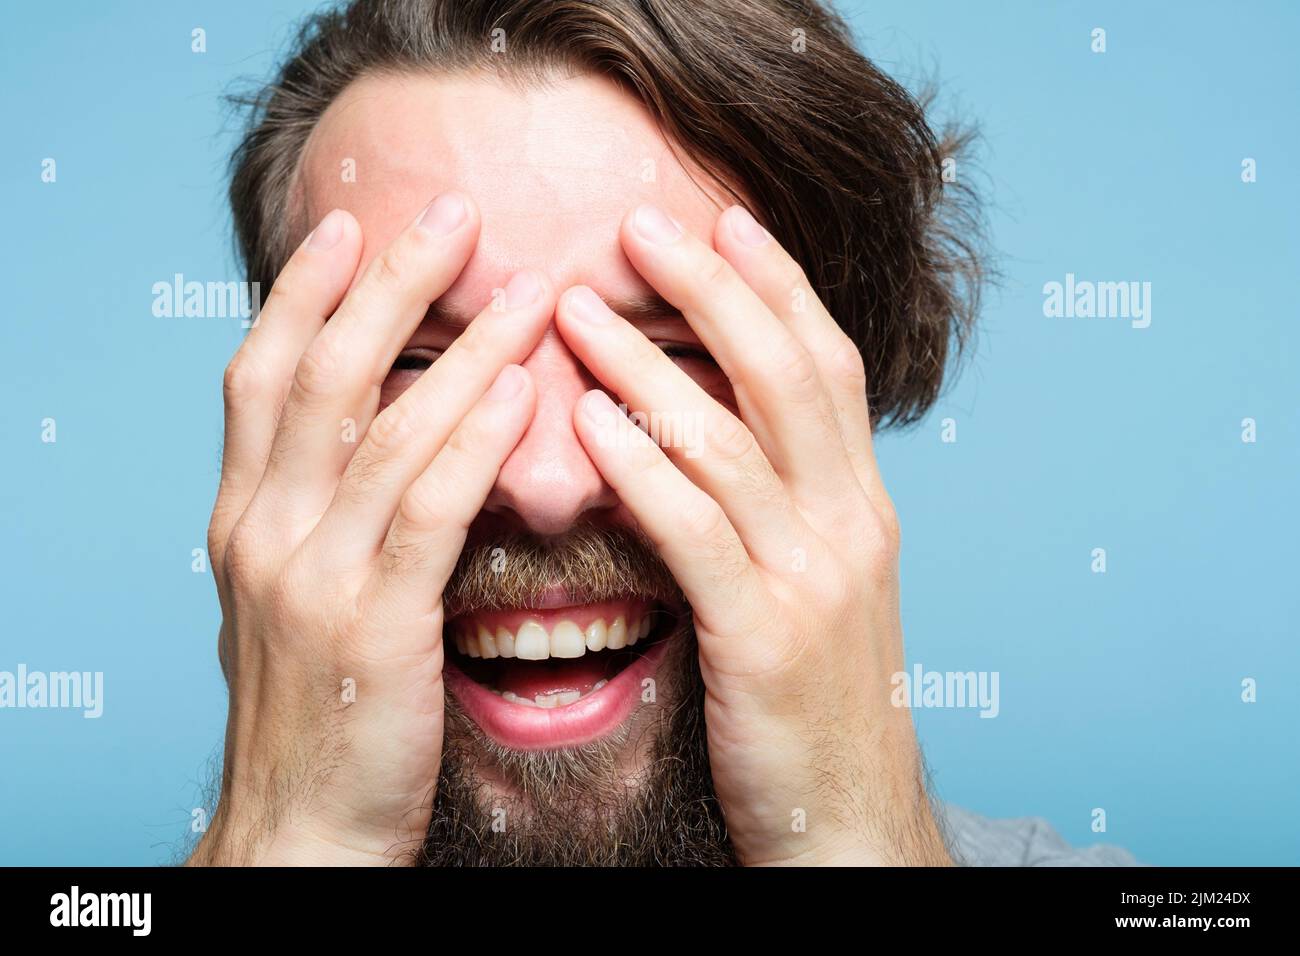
[
  {"xmin": 422, "ymin": 292, "xmax": 687, "ymax": 329},
  {"xmin": 602, "ymin": 294, "xmax": 687, "ymax": 325}
]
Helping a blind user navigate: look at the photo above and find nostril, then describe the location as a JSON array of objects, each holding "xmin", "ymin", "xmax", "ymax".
[
  {"xmin": 481, "ymin": 497, "xmax": 618, "ymax": 538},
  {"xmin": 481, "ymin": 452, "xmax": 618, "ymax": 534}
]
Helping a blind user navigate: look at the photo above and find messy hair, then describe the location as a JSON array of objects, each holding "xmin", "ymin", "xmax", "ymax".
[{"xmin": 229, "ymin": 0, "xmax": 987, "ymax": 426}]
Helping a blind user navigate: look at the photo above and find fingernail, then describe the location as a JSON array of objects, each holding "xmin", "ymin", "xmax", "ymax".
[
  {"xmin": 581, "ymin": 389, "xmax": 618, "ymax": 426},
  {"xmin": 418, "ymin": 192, "xmax": 467, "ymax": 235},
  {"xmin": 502, "ymin": 270, "xmax": 542, "ymax": 309},
  {"xmin": 486, "ymin": 365, "xmax": 526, "ymax": 401},
  {"xmin": 633, "ymin": 204, "xmax": 683, "ymax": 244},
  {"xmin": 566, "ymin": 286, "xmax": 613, "ymax": 325},
  {"xmin": 307, "ymin": 209, "xmax": 345, "ymax": 250},
  {"xmin": 730, "ymin": 206, "xmax": 771, "ymax": 247}
]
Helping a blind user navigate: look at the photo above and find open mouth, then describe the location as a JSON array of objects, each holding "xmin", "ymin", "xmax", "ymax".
[{"xmin": 442, "ymin": 597, "xmax": 680, "ymax": 750}]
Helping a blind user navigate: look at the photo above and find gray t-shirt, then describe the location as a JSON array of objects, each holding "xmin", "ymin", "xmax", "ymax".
[{"xmin": 938, "ymin": 803, "xmax": 1140, "ymax": 866}]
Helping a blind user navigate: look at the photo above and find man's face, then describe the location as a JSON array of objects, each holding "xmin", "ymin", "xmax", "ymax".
[{"xmin": 300, "ymin": 71, "xmax": 738, "ymax": 863}]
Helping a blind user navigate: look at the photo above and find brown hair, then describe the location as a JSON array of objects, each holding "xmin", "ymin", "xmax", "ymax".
[{"xmin": 229, "ymin": 0, "xmax": 986, "ymax": 427}]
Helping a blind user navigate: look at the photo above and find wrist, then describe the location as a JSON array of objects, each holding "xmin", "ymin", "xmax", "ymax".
[
  {"xmin": 741, "ymin": 808, "xmax": 953, "ymax": 867},
  {"xmin": 187, "ymin": 804, "xmax": 401, "ymax": 867}
]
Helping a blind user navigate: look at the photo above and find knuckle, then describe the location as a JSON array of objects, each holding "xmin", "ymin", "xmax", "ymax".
[
  {"xmin": 206, "ymin": 508, "xmax": 236, "ymax": 576},
  {"xmin": 292, "ymin": 339, "xmax": 346, "ymax": 401},
  {"xmin": 633, "ymin": 330, "xmax": 669, "ymax": 369},
  {"xmin": 828, "ymin": 334, "xmax": 868, "ymax": 391},
  {"xmin": 221, "ymin": 520, "xmax": 264, "ymax": 592},
  {"xmin": 639, "ymin": 442, "xmax": 678, "ymax": 483},
  {"xmin": 364, "ymin": 406, "xmax": 417, "ymax": 460},
  {"xmin": 369, "ymin": 242, "xmax": 410, "ymax": 292},
  {"xmin": 692, "ymin": 249, "xmax": 733, "ymax": 293},
  {"xmin": 702, "ymin": 416, "xmax": 785, "ymax": 507},
  {"xmin": 771, "ymin": 338, "xmax": 821, "ymax": 398},
  {"xmin": 396, "ymin": 484, "xmax": 443, "ymax": 533},
  {"xmin": 811, "ymin": 564, "xmax": 853, "ymax": 609},
  {"xmin": 272, "ymin": 553, "xmax": 338, "ymax": 627},
  {"xmin": 449, "ymin": 320, "xmax": 490, "ymax": 365},
  {"xmin": 205, "ymin": 519, "xmax": 224, "ymax": 567},
  {"xmin": 222, "ymin": 353, "xmax": 262, "ymax": 405},
  {"xmin": 441, "ymin": 420, "xmax": 478, "ymax": 463},
  {"xmin": 259, "ymin": 274, "xmax": 299, "ymax": 317},
  {"xmin": 706, "ymin": 413, "xmax": 758, "ymax": 465},
  {"xmin": 865, "ymin": 508, "xmax": 901, "ymax": 577},
  {"xmin": 623, "ymin": 431, "xmax": 668, "ymax": 481},
  {"xmin": 680, "ymin": 492, "xmax": 728, "ymax": 543}
]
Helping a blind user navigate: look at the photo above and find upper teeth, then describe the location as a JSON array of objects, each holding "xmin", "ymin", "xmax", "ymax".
[{"xmin": 454, "ymin": 615, "xmax": 654, "ymax": 661}]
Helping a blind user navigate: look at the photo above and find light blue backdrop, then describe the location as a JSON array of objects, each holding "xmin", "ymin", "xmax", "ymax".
[{"xmin": 2, "ymin": 1, "xmax": 1296, "ymax": 865}]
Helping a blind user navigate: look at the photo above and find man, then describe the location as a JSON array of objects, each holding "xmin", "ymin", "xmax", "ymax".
[{"xmin": 189, "ymin": 0, "xmax": 1133, "ymax": 866}]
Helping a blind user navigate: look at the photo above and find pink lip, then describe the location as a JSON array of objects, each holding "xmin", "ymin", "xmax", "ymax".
[{"xmin": 444, "ymin": 637, "xmax": 671, "ymax": 751}]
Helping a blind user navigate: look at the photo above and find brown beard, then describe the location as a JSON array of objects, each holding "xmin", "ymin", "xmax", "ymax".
[{"xmin": 413, "ymin": 526, "xmax": 735, "ymax": 866}]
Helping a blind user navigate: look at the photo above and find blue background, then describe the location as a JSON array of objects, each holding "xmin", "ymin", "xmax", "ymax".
[{"xmin": 1, "ymin": 1, "xmax": 1296, "ymax": 865}]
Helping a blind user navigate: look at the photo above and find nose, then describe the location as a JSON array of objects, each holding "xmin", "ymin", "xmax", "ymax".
[{"xmin": 481, "ymin": 326, "xmax": 619, "ymax": 535}]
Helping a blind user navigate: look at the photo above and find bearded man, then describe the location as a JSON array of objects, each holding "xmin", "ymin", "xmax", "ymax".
[{"xmin": 189, "ymin": 0, "xmax": 1132, "ymax": 867}]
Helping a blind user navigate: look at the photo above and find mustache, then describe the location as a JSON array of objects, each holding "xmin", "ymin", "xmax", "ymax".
[{"xmin": 441, "ymin": 524, "xmax": 685, "ymax": 618}]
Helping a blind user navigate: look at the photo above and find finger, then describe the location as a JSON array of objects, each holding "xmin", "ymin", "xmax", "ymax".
[
  {"xmin": 255, "ymin": 190, "xmax": 480, "ymax": 523},
  {"xmin": 618, "ymin": 203, "xmax": 861, "ymax": 507},
  {"xmin": 712, "ymin": 204, "xmax": 889, "ymax": 515},
  {"xmin": 370, "ymin": 365, "xmax": 536, "ymax": 621},
  {"xmin": 572, "ymin": 389, "xmax": 772, "ymax": 638},
  {"xmin": 212, "ymin": 208, "xmax": 364, "ymax": 560},
  {"xmin": 314, "ymin": 269, "xmax": 554, "ymax": 558},
  {"xmin": 556, "ymin": 284, "xmax": 815, "ymax": 574}
]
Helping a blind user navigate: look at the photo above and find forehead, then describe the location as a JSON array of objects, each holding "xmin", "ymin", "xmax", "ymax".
[{"xmin": 300, "ymin": 70, "xmax": 731, "ymax": 312}]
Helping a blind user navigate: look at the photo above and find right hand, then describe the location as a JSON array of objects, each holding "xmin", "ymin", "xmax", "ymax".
[{"xmin": 189, "ymin": 193, "xmax": 555, "ymax": 865}]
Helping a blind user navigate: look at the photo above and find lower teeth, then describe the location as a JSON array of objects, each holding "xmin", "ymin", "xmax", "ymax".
[{"xmin": 496, "ymin": 679, "xmax": 608, "ymax": 709}]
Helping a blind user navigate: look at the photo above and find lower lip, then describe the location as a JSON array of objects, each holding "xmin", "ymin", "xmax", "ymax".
[{"xmin": 444, "ymin": 638, "xmax": 671, "ymax": 751}]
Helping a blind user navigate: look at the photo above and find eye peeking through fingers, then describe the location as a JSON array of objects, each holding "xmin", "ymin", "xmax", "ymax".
[
  {"xmin": 392, "ymin": 348, "xmax": 442, "ymax": 372},
  {"xmin": 657, "ymin": 342, "xmax": 717, "ymax": 368},
  {"xmin": 655, "ymin": 342, "xmax": 736, "ymax": 409},
  {"xmin": 381, "ymin": 347, "xmax": 444, "ymax": 407},
  {"xmin": 384, "ymin": 336, "xmax": 736, "ymax": 412}
]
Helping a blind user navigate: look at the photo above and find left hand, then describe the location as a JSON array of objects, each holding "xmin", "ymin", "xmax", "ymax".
[{"xmin": 554, "ymin": 203, "xmax": 951, "ymax": 866}]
